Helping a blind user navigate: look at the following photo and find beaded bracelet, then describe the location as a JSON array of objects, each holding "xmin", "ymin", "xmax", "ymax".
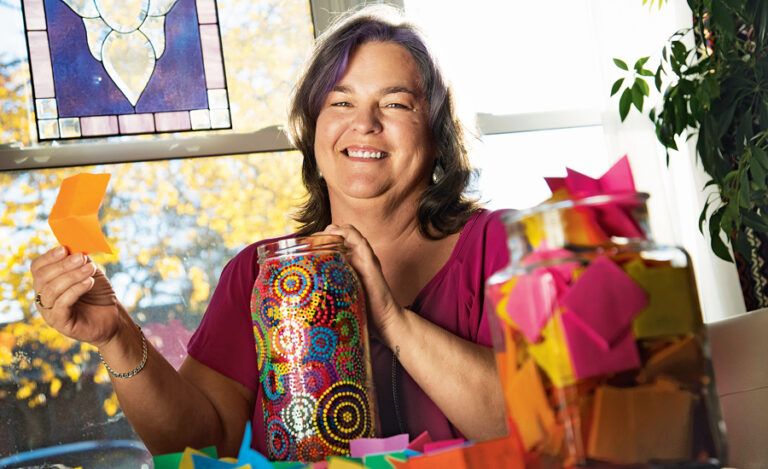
[{"xmin": 98, "ymin": 326, "xmax": 148, "ymax": 379}]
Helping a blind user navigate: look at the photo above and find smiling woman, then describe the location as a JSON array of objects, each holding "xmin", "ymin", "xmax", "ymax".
[{"xmin": 22, "ymin": 4, "xmax": 510, "ymax": 460}]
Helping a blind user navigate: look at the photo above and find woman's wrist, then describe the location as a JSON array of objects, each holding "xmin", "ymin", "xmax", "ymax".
[
  {"xmin": 97, "ymin": 307, "xmax": 145, "ymax": 373},
  {"xmin": 379, "ymin": 306, "xmax": 410, "ymax": 351}
]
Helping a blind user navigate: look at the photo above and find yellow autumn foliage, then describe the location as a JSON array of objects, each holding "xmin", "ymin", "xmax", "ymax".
[{"xmin": 0, "ymin": 0, "xmax": 313, "ymax": 422}]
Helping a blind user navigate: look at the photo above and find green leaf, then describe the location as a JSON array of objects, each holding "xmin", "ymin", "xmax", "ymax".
[
  {"xmin": 750, "ymin": 158, "xmax": 766, "ymax": 186},
  {"xmin": 637, "ymin": 78, "xmax": 650, "ymax": 96},
  {"xmin": 754, "ymin": 146, "xmax": 768, "ymax": 171},
  {"xmin": 709, "ymin": 206, "xmax": 733, "ymax": 262},
  {"xmin": 671, "ymin": 41, "xmax": 688, "ymax": 63},
  {"xmin": 699, "ymin": 199, "xmax": 712, "ymax": 233},
  {"xmin": 638, "ymin": 68, "xmax": 655, "ymax": 77},
  {"xmin": 655, "ymin": 67, "xmax": 663, "ymax": 92},
  {"xmin": 634, "ymin": 56, "xmax": 651, "ymax": 71},
  {"xmin": 610, "ymin": 78, "xmax": 624, "ymax": 97},
  {"xmin": 619, "ymin": 88, "xmax": 632, "ymax": 121},
  {"xmin": 631, "ymin": 81, "xmax": 645, "ymax": 112},
  {"xmin": 613, "ymin": 58, "xmax": 629, "ymax": 71},
  {"xmin": 739, "ymin": 170, "xmax": 751, "ymax": 208}
]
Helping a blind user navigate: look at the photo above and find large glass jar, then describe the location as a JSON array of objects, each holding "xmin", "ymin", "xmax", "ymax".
[
  {"xmin": 252, "ymin": 235, "xmax": 378, "ymax": 462},
  {"xmin": 486, "ymin": 193, "xmax": 727, "ymax": 467}
]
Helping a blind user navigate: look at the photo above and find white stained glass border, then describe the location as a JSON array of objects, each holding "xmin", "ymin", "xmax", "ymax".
[{"xmin": 21, "ymin": 0, "xmax": 232, "ymax": 141}]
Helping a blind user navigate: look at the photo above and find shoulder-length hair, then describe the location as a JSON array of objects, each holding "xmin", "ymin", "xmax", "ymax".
[{"xmin": 289, "ymin": 5, "xmax": 479, "ymax": 239}]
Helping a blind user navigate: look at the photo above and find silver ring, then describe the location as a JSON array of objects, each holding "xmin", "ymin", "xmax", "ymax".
[{"xmin": 34, "ymin": 292, "xmax": 52, "ymax": 310}]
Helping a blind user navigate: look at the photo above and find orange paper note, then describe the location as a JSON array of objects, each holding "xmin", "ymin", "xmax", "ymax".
[{"xmin": 48, "ymin": 173, "xmax": 112, "ymax": 254}]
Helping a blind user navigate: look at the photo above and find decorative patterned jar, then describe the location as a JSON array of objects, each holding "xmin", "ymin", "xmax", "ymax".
[
  {"xmin": 486, "ymin": 193, "xmax": 727, "ymax": 467},
  {"xmin": 252, "ymin": 235, "xmax": 377, "ymax": 461}
]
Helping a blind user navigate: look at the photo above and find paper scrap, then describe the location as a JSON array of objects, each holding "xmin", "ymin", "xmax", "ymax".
[
  {"xmin": 637, "ymin": 336, "xmax": 704, "ymax": 384},
  {"xmin": 391, "ymin": 447, "xmax": 467, "ymax": 469},
  {"xmin": 327, "ymin": 456, "xmax": 364, "ymax": 468},
  {"xmin": 422, "ymin": 439, "xmax": 465, "ymax": 454},
  {"xmin": 562, "ymin": 256, "xmax": 648, "ymax": 349},
  {"xmin": 350, "ymin": 434, "xmax": 409, "ymax": 458},
  {"xmin": 528, "ymin": 316, "xmax": 575, "ymax": 387},
  {"xmin": 363, "ymin": 451, "xmax": 409, "ymax": 469},
  {"xmin": 190, "ymin": 454, "xmax": 240, "ymax": 469},
  {"xmin": 505, "ymin": 359, "xmax": 556, "ymax": 451},
  {"xmin": 406, "ymin": 431, "xmax": 432, "ymax": 453},
  {"xmin": 462, "ymin": 435, "xmax": 524, "ymax": 469},
  {"xmin": 48, "ymin": 173, "xmax": 113, "ymax": 254},
  {"xmin": 560, "ymin": 312, "xmax": 640, "ymax": 380},
  {"xmin": 625, "ymin": 259, "xmax": 702, "ymax": 338},
  {"xmin": 504, "ymin": 269, "xmax": 559, "ymax": 342},
  {"xmin": 587, "ymin": 384, "xmax": 693, "ymax": 464},
  {"xmin": 237, "ymin": 422, "xmax": 273, "ymax": 468}
]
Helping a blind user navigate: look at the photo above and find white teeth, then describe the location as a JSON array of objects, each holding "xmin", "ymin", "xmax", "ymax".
[{"xmin": 347, "ymin": 150, "xmax": 385, "ymax": 159}]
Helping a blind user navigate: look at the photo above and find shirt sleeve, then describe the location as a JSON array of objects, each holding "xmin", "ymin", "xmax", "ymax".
[{"xmin": 187, "ymin": 243, "xmax": 260, "ymax": 393}]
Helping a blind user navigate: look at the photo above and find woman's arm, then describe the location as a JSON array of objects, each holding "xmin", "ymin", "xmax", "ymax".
[
  {"xmin": 30, "ymin": 247, "xmax": 254, "ymax": 456},
  {"xmin": 99, "ymin": 309, "xmax": 254, "ymax": 455},
  {"xmin": 321, "ymin": 225, "xmax": 507, "ymax": 441}
]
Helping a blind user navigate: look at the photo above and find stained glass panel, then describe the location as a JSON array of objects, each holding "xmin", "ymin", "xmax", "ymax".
[{"xmin": 21, "ymin": 0, "xmax": 232, "ymax": 140}]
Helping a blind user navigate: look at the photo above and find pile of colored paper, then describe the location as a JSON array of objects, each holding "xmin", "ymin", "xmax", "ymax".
[{"xmin": 153, "ymin": 423, "xmax": 525, "ymax": 468}]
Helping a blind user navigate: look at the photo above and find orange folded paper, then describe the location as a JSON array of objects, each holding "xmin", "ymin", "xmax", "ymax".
[{"xmin": 48, "ymin": 173, "xmax": 113, "ymax": 254}]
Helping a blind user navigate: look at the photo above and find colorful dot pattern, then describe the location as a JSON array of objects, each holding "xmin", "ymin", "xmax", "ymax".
[{"xmin": 251, "ymin": 251, "xmax": 376, "ymax": 461}]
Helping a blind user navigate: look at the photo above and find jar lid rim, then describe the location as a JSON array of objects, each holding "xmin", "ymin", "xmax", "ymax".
[
  {"xmin": 257, "ymin": 234, "xmax": 346, "ymax": 260},
  {"xmin": 502, "ymin": 191, "xmax": 649, "ymax": 223}
]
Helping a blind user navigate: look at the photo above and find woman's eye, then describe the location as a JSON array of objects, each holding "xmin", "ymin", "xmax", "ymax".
[
  {"xmin": 331, "ymin": 101, "xmax": 352, "ymax": 107},
  {"xmin": 384, "ymin": 102, "xmax": 409, "ymax": 109}
]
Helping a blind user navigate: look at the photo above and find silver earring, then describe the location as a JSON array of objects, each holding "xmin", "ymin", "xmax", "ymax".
[
  {"xmin": 432, "ymin": 164, "xmax": 443, "ymax": 184},
  {"xmin": 318, "ymin": 169, "xmax": 323, "ymax": 179}
]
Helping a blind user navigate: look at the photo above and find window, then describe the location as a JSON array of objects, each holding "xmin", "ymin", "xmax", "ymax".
[
  {"xmin": 404, "ymin": 0, "xmax": 746, "ymax": 321},
  {"xmin": 0, "ymin": 0, "xmax": 313, "ymax": 463}
]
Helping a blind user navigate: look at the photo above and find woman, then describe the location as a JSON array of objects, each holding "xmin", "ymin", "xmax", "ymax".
[{"xmin": 29, "ymin": 6, "xmax": 508, "ymax": 457}]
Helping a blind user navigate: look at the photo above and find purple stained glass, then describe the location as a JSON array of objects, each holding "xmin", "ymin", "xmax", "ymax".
[{"xmin": 43, "ymin": 0, "xmax": 211, "ymax": 118}]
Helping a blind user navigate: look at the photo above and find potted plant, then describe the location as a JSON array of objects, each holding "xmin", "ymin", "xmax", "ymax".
[{"xmin": 612, "ymin": 0, "xmax": 768, "ymax": 310}]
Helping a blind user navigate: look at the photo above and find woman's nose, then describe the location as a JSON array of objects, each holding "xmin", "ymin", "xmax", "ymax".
[{"xmin": 351, "ymin": 106, "xmax": 382, "ymax": 134}]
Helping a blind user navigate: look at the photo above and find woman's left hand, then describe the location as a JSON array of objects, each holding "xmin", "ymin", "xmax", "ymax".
[{"xmin": 320, "ymin": 224, "xmax": 403, "ymax": 340}]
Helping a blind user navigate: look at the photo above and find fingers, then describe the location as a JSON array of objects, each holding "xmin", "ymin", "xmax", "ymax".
[
  {"xmin": 30, "ymin": 246, "xmax": 68, "ymax": 278},
  {"xmin": 33, "ymin": 253, "xmax": 95, "ymax": 311},
  {"xmin": 323, "ymin": 224, "xmax": 378, "ymax": 266},
  {"xmin": 40, "ymin": 276, "xmax": 96, "ymax": 332}
]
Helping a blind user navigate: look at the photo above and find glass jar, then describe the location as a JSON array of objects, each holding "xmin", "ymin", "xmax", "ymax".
[
  {"xmin": 253, "ymin": 235, "xmax": 377, "ymax": 462},
  {"xmin": 486, "ymin": 193, "xmax": 727, "ymax": 467}
]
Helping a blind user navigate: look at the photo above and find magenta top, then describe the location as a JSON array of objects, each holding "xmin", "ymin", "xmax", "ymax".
[{"xmin": 187, "ymin": 209, "xmax": 510, "ymax": 453}]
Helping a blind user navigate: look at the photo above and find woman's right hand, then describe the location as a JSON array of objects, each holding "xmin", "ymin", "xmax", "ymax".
[{"xmin": 30, "ymin": 246, "xmax": 122, "ymax": 347}]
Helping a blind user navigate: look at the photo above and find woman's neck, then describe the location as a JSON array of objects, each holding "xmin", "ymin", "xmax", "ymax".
[{"xmin": 329, "ymin": 193, "xmax": 424, "ymax": 252}]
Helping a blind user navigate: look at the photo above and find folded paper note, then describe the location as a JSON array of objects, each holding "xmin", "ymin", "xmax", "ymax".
[
  {"xmin": 560, "ymin": 312, "xmax": 640, "ymax": 379},
  {"xmin": 350, "ymin": 434, "xmax": 409, "ymax": 458},
  {"xmin": 545, "ymin": 156, "xmax": 644, "ymax": 239},
  {"xmin": 406, "ymin": 431, "xmax": 432, "ymax": 453},
  {"xmin": 637, "ymin": 335, "xmax": 704, "ymax": 384},
  {"xmin": 505, "ymin": 269, "xmax": 560, "ymax": 342},
  {"xmin": 562, "ymin": 256, "xmax": 648, "ymax": 350},
  {"xmin": 625, "ymin": 259, "xmax": 701, "ymax": 338},
  {"xmin": 462, "ymin": 435, "xmax": 524, "ymax": 469},
  {"xmin": 505, "ymin": 359, "xmax": 556, "ymax": 451},
  {"xmin": 48, "ymin": 173, "xmax": 112, "ymax": 254},
  {"xmin": 528, "ymin": 316, "xmax": 575, "ymax": 387},
  {"xmin": 587, "ymin": 384, "xmax": 693, "ymax": 464},
  {"xmin": 553, "ymin": 155, "xmax": 636, "ymax": 197}
]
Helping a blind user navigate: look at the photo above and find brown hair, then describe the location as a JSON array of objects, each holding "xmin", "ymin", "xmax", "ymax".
[{"xmin": 289, "ymin": 6, "xmax": 479, "ymax": 239}]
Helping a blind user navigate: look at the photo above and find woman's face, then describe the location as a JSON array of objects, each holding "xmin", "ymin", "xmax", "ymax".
[{"xmin": 314, "ymin": 41, "xmax": 434, "ymax": 207}]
